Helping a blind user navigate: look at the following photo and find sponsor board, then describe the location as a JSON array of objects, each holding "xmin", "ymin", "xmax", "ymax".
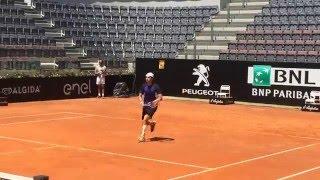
[
  {"xmin": 136, "ymin": 58, "xmax": 320, "ymax": 106},
  {"xmin": 1, "ymin": 85, "xmax": 41, "ymax": 96},
  {"xmin": 0, "ymin": 75, "xmax": 134, "ymax": 102},
  {"xmin": 248, "ymin": 65, "xmax": 320, "ymax": 100},
  {"xmin": 181, "ymin": 64, "xmax": 219, "ymax": 96},
  {"xmin": 248, "ymin": 65, "xmax": 320, "ymax": 87},
  {"xmin": 63, "ymin": 80, "xmax": 92, "ymax": 96}
]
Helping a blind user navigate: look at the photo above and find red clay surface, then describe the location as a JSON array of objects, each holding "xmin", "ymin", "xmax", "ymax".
[{"xmin": 0, "ymin": 97, "xmax": 319, "ymax": 180}]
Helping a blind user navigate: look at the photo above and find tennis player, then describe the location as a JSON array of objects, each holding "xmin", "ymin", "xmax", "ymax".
[
  {"xmin": 95, "ymin": 60, "xmax": 107, "ymax": 98},
  {"xmin": 138, "ymin": 72, "xmax": 163, "ymax": 142}
]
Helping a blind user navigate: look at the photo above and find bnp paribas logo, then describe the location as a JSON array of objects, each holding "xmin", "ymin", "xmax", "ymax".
[{"xmin": 253, "ymin": 65, "xmax": 271, "ymax": 86}]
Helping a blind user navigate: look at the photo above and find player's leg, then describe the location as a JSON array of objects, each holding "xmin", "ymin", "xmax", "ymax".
[
  {"xmin": 139, "ymin": 114, "xmax": 151, "ymax": 142},
  {"xmin": 150, "ymin": 120, "xmax": 156, "ymax": 132},
  {"xmin": 101, "ymin": 83, "xmax": 105, "ymax": 97},
  {"xmin": 96, "ymin": 77, "xmax": 100, "ymax": 98},
  {"xmin": 97, "ymin": 77, "xmax": 102, "ymax": 98},
  {"xmin": 139, "ymin": 107, "xmax": 152, "ymax": 142},
  {"xmin": 149, "ymin": 107, "xmax": 158, "ymax": 132},
  {"xmin": 97, "ymin": 85, "xmax": 101, "ymax": 97}
]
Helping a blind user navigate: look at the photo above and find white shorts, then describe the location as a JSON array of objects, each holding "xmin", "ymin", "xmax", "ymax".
[{"xmin": 96, "ymin": 76, "xmax": 105, "ymax": 85}]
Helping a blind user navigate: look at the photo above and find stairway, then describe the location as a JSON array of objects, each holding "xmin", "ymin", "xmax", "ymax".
[{"xmin": 177, "ymin": 0, "xmax": 269, "ymax": 60}]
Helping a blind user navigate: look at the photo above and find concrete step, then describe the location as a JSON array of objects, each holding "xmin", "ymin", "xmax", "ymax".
[
  {"xmin": 215, "ymin": 14, "xmax": 257, "ymax": 19},
  {"xmin": 187, "ymin": 45, "xmax": 228, "ymax": 51},
  {"xmin": 216, "ymin": 9, "xmax": 261, "ymax": 19},
  {"xmin": 213, "ymin": 21, "xmax": 251, "ymax": 27},
  {"xmin": 198, "ymin": 55, "xmax": 220, "ymax": 60},
  {"xmin": 232, "ymin": 0, "xmax": 268, "ymax": 2},
  {"xmin": 204, "ymin": 26, "xmax": 246, "ymax": 32},
  {"xmin": 176, "ymin": 55, "xmax": 192, "ymax": 59},
  {"xmin": 197, "ymin": 31, "xmax": 240, "ymax": 36},
  {"xmin": 229, "ymin": 1, "xmax": 269, "ymax": 6},
  {"xmin": 212, "ymin": 18, "xmax": 254, "ymax": 23},
  {"xmin": 196, "ymin": 35, "xmax": 236, "ymax": 41},
  {"xmin": 198, "ymin": 26, "xmax": 246, "ymax": 36},
  {"xmin": 225, "ymin": 2, "xmax": 268, "ymax": 11},
  {"xmin": 176, "ymin": 54, "xmax": 220, "ymax": 60},
  {"xmin": 220, "ymin": 9, "xmax": 262, "ymax": 15},
  {"xmin": 189, "ymin": 40, "xmax": 230, "ymax": 46},
  {"xmin": 185, "ymin": 49, "xmax": 221, "ymax": 56}
]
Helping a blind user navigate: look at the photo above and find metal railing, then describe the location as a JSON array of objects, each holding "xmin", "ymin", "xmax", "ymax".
[
  {"xmin": 225, "ymin": 0, "xmax": 249, "ymax": 23},
  {"xmin": 211, "ymin": 23, "xmax": 215, "ymax": 41},
  {"xmin": 227, "ymin": 4, "xmax": 231, "ymax": 24},
  {"xmin": 194, "ymin": 36, "xmax": 197, "ymax": 59},
  {"xmin": 221, "ymin": 0, "xmax": 248, "ymax": 9}
]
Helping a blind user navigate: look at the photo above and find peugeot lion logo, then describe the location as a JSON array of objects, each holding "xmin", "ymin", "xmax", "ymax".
[{"xmin": 192, "ymin": 64, "xmax": 210, "ymax": 87}]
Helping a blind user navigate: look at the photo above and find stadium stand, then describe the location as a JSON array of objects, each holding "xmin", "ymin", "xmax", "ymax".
[
  {"xmin": 179, "ymin": 0, "xmax": 267, "ymax": 60},
  {"xmin": 219, "ymin": 0, "xmax": 320, "ymax": 63},
  {"xmin": 0, "ymin": 0, "xmax": 219, "ymax": 70}
]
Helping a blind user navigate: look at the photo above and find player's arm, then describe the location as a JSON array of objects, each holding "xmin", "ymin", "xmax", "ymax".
[
  {"xmin": 152, "ymin": 85, "xmax": 163, "ymax": 106},
  {"xmin": 139, "ymin": 93, "xmax": 144, "ymax": 105},
  {"xmin": 153, "ymin": 93, "xmax": 162, "ymax": 104},
  {"xmin": 139, "ymin": 85, "xmax": 145, "ymax": 105}
]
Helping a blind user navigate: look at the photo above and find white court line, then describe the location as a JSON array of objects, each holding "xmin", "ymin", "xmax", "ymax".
[
  {"xmin": 65, "ymin": 112, "xmax": 134, "ymax": 121},
  {"xmin": 0, "ymin": 112, "xmax": 66, "ymax": 120},
  {"xmin": 0, "ymin": 150, "xmax": 23, "ymax": 155},
  {"xmin": 0, "ymin": 135, "xmax": 211, "ymax": 170},
  {"xmin": 194, "ymin": 124, "xmax": 320, "ymax": 142},
  {"xmin": 0, "ymin": 145, "xmax": 58, "ymax": 156},
  {"xmin": 0, "ymin": 115, "xmax": 92, "ymax": 126},
  {"xmin": 278, "ymin": 166, "xmax": 320, "ymax": 180},
  {"xmin": 0, "ymin": 172, "xmax": 33, "ymax": 180},
  {"xmin": 67, "ymin": 112, "xmax": 320, "ymax": 142},
  {"xmin": 248, "ymin": 131, "xmax": 320, "ymax": 142},
  {"xmin": 168, "ymin": 143, "xmax": 320, "ymax": 180},
  {"xmin": 33, "ymin": 145, "xmax": 59, "ymax": 151}
]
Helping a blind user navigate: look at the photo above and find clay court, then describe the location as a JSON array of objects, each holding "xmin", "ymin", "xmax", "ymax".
[{"xmin": 0, "ymin": 97, "xmax": 320, "ymax": 180}]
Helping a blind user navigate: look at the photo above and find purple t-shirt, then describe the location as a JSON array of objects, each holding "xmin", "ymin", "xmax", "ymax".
[{"xmin": 140, "ymin": 83, "xmax": 161, "ymax": 104}]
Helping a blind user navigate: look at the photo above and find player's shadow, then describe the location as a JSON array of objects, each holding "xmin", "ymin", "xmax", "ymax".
[{"xmin": 147, "ymin": 136, "xmax": 175, "ymax": 142}]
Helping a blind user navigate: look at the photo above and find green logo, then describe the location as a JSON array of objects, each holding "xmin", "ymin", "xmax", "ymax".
[{"xmin": 253, "ymin": 65, "xmax": 271, "ymax": 86}]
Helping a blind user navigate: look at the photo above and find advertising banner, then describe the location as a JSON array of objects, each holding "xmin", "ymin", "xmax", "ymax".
[
  {"xmin": 136, "ymin": 59, "xmax": 320, "ymax": 106},
  {"xmin": 0, "ymin": 75, "xmax": 134, "ymax": 102}
]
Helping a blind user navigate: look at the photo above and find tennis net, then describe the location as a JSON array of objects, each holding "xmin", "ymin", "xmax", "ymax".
[{"xmin": 0, "ymin": 172, "xmax": 48, "ymax": 180}]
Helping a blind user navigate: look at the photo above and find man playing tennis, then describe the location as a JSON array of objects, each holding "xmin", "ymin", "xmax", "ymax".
[{"xmin": 138, "ymin": 72, "xmax": 162, "ymax": 142}]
